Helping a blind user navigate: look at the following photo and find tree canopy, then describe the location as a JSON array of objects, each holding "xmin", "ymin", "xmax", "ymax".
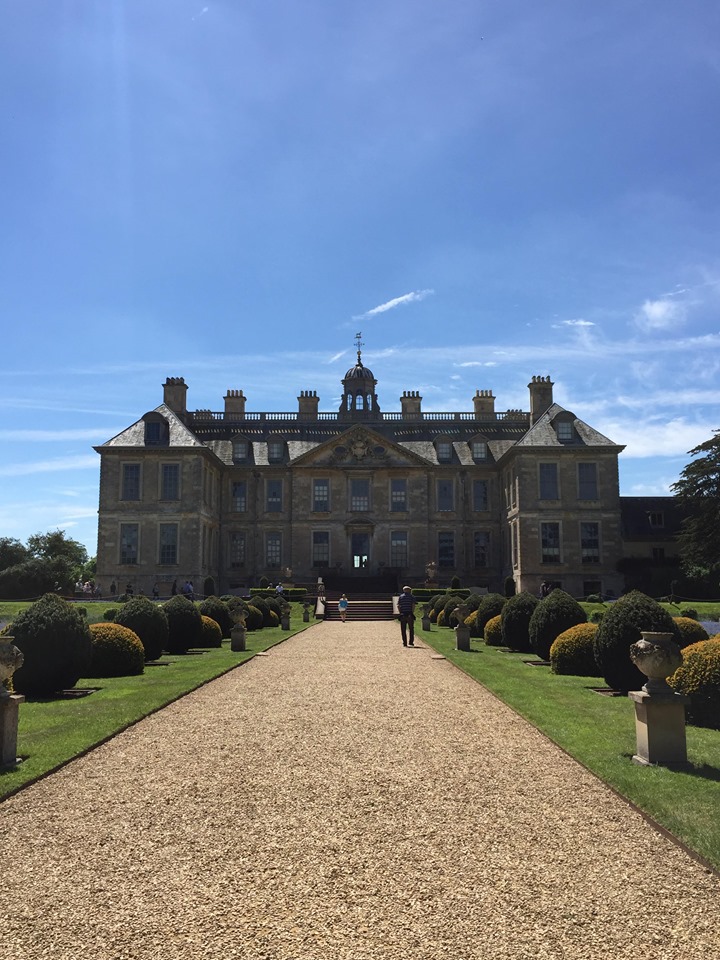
[
  {"xmin": 671, "ymin": 430, "xmax": 720, "ymax": 578},
  {"xmin": 0, "ymin": 529, "xmax": 93, "ymax": 600}
]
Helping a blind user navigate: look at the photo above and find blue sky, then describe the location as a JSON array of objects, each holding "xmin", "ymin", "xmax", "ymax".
[{"xmin": 1, "ymin": 0, "xmax": 719, "ymax": 555}]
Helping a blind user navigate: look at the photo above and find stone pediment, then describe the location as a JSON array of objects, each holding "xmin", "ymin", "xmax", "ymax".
[{"xmin": 291, "ymin": 425, "xmax": 433, "ymax": 468}]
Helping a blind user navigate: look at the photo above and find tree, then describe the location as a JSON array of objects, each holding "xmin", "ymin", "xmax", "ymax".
[
  {"xmin": 26, "ymin": 530, "xmax": 88, "ymax": 568},
  {"xmin": 0, "ymin": 538, "xmax": 29, "ymax": 571},
  {"xmin": 671, "ymin": 430, "xmax": 720, "ymax": 580}
]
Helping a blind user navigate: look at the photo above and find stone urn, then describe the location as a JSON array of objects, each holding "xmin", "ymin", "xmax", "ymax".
[
  {"xmin": 454, "ymin": 603, "xmax": 471, "ymax": 652},
  {"xmin": 0, "ymin": 641, "xmax": 24, "ymax": 698},
  {"xmin": 280, "ymin": 601, "xmax": 291, "ymax": 630},
  {"xmin": 629, "ymin": 631, "xmax": 682, "ymax": 695},
  {"xmin": 302, "ymin": 601, "xmax": 311, "ymax": 623},
  {"xmin": 230, "ymin": 611, "xmax": 247, "ymax": 652},
  {"xmin": 421, "ymin": 602, "xmax": 432, "ymax": 632}
]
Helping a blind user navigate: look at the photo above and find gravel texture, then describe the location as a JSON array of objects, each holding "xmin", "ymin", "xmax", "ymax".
[{"xmin": 2, "ymin": 621, "xmax": 719, "ymax": 959}]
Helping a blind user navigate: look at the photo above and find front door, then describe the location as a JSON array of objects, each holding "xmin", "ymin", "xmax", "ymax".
[{"xmin": 351, "ymin": 532, "xmax": 370, "ymax": 570}]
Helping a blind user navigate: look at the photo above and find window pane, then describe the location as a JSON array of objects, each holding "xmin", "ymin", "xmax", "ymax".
[
  {"xmin": 145, "ymin": 421, "xmax": 162, "ymax": 444},
  {"xmin": 471, "ymin": 441, "xmax": 487, "ymax": 460},
  {"xmin": 312, "ymin": 531, "xmax": 330, "ymax": 567},
  {"xmin": 474, "ymin": 531, "xmax": 490, "ymax": 567},
  {"xmin": 266, "ymin": 480, "xmax": 282, "ymax": 512},
  {"xmin": 121, "ymin": 464, "xmax": 140, "ymax": 501},
  {"xmin": 390, "ymin": 531, "xmax": 408, "ymax": 567},
  {"xmin": 313, "ymin": 479, "xmax": 329, "ymax": 512},
  {"xmin": 539, "ymin": 463, "xmax": 558, "ymax": 500},
  {"xmin": 159, "ymin": 524, "xmax": 178, "ymax": 565},
  {"xmin": 580, "ymin": 522, "xmax": 600, "ymax": 563},
  {"xmin": 230, "ymin": 533, "xmax": 245, "ymax": 568},
  {"xmin": 473, "ymin": 479, "xmax": 488, "ymax": 512},
  {"xmin": 232, "ymin": 480, "xmax": 246, "ymax": 512},
  {"xmin": 120, "ymin": 524, "xmax": 138, "ymax": 564},
  {"xmin": 390, "ymin": 478, "xmax": 407, "ymax": 512},
  {"xmin": 436, "ymin": 441, "xmax": 452, "ymax": 462},
  {"xmin": 578, "ymin": 463, "xmax": 598, "ymax": 500},
  {"xmin": 266, "ymin": 533, "xmax": 281, "ymax": 568},
  {"xmin": 350, "ymin": 479, "xmax": 370, "ymax": 511},
  {"xmin": 437, "ymin": 479, "xmax": 454, "ymax": 511},
  {"xmin": 161, "ymin": 464, "xmax": 179, "ymax": 500},
  {"xmin": 557, "ymin": 421, "xmax": 573, "ymax": 442},
  {"xmin": 268, "ymin": 441, "xmax": 284, "ymax": 462},
  {"xmin": 233, "ymin": 440, "xmax": 248, "ymax": 461},
  {"xmin": 541, "ymin": 522, "xmax": 560, "ymax": 563},
  {"xmin": 438, "ymin": 531, "xmax": 454, "ymax": 567}
]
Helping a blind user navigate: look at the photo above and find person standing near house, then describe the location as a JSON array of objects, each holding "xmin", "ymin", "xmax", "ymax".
[
  {"xmin": 338, "ymin": 594, "xmax": 349, "ymax": 623},
  {"xmin": 397, "ymin": 585, "xmax": 416, "ymax": 646}
]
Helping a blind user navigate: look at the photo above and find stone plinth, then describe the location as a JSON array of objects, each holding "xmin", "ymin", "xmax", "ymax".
[
  {"xmin": 0, "ymin": 694, "xmax": 25, "ymax": 768},
  {"xmin": 628, "ymin": 690, "xmax": 690, "ymax": 766},
  {"xmin": 230, "ymin": 625, "xmax": 246, "ymax": 652},
  {"xmin": 455, "ymin": 624, "xmax": 471, "ymax": 652}
]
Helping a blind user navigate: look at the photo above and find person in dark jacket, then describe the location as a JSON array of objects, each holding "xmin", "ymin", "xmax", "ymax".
[{"xmin": 397, "ymin": 585, "xmax": 416, "ymax": 646}]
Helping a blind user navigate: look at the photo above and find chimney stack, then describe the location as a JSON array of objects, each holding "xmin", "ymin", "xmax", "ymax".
[
  {"xmin": 400, "ymin": 390, "xmax": 422, "ymax": 420},
  {"xmin": 298, "ymin": 390, "xmax": 320, "ymax": 420},
  {"xmin": 163, "ymin": 377, "xmax": 187, "ymax": 415},
  {"xmin": 473, "ymin": 389, "xmax": 496, "ymax": 418},
  {"xmin": 528, "ymin": 376, "xmax": 554, "ymax": 424},
  {"xmin": 224, "ymin": 389, "xmax": 247, "ymax": 420}
]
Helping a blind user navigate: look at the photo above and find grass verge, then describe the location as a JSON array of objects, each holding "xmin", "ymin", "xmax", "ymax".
[
  {"xmin": 418, "ymin": 625, "xmax": 720, "ymax": 872},
  {"xmin": 1, "ymin": 614, "xmax": 313, "ymax": 801}
]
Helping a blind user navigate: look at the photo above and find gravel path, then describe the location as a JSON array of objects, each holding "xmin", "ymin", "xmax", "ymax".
[{"xmin": 2, "ymin": 621, "xmax": 719, "ymax": 960}]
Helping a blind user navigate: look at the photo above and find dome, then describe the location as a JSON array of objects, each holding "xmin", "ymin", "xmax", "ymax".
[{"xmin": 344, "ymin": 359, "xmax": 375, "ymax": 381}]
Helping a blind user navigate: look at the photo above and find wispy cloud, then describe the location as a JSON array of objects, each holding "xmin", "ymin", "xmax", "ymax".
[
  {"xmin": 0, "ymin": 455, "xmax": 99, "ymax": 478},
  {"xmin": 595, "ymin": 418, "xmax": 713, "ymax": 458},
  {"xmin": 0, "ymin": 429, "xmax": 122, "ymax": 442},
  {"xmin": 354, "ymin": 289, "xmax": 434, "ymax": 319},
  {"xmin": 634, "ymin": 297, "xmax": 686, "ymax": 331},
  {"xmin": 325, "ymin": 351, "xmax": 347, "ymax": 364},
  {"xmin": 552, "ymin": 318, "xmax": 595, "ymax": 328}
]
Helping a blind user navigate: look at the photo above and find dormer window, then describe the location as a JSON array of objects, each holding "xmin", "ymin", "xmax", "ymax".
[
  {"xmin": 232, "ymin": 439, "xmax": 249, "ymax": 462},
  {"xmin": 268, "ymin": 439, "xmax": 285, "ymax": 463},
  {"xmin": 471, "ymin": 440, "xmax": 488, "ymax": 461},
  {"xmin": 143, "ymin": 413, "xmax": 169, "ymax": 446},
  {"xmin": 436, "ymin": 440, "xmax": 453, "ymax": 463},
  {"xmin": 556, "ymin": 421, "xmax": 574, "ymax": 443}
]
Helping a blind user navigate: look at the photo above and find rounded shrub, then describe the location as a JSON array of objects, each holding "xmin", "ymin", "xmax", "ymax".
[
  {"xmin": 103, "ymin": 607, "xmax": 118, "ymax": 622},
  {"xmin": 529, "ymin": 590, "xmax": 587, "ymax": 661},
  {"xmin": 679, "ymin": 607, "xmax": 698, "ymax": 620},
  {"xmin": 198, "ymin": 615, "xmax": 223, "ymax": 648},
  {"xmin": 589, "ymin": 610, "xmax": 605, "ymax": 625},
  {"xmin": 668, "ymin": 639, "xmax": 720, "ymax": 729},
  {"xmin": 475, "ymin": 594, "xmax": 506, "ymax": 638},
  {"xmin": 672, "ymin": 617, "xmax": 709, "ymax": 648},
  {"xmin": 11, "ymin": 593, "xmax": 92, "ymax": 696},
  {"xmin": 198, "ymin": 596, "xmax": 234, "ymax": 638},
  {"xmin": 89, "ymin": 623, "xmax": 145, "ymax": 677},
  {"xmin": 437, "ymin": 609, "xmax": 447, "ymax": 628},
  {"xmin": 114, "ymin": 596, "xmax": 169, "ymax": 662},
  {"xmin": 593, "ymin": 590, "xmax": 681, "ymax": 692},
  {"xmin": 550, "ymin": 623, "xmax": 599, "ymax": 676},
  {"xmin": 162, "ymin": 595, "xmax": 203, "ymax": 654},
  {"xmin": 500, "ymin": 591, "xmax": 539, "ymax": 653},
  {"xmin": 245, "ymin": 604, "xmax": 263, "ymax": 631},
  {"xmin": 484, "ymin": 614, "xmax": 503, "ymax": 646},
  {"xmin": 442, "ymin": 595, "xmax": 464, "ymax": 626},
  {"xmin": 252, "ymin": 598, "xmax": 276, "ymax": 628}
]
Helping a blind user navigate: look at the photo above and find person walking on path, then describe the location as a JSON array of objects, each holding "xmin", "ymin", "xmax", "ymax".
[
  {"xmin": 338, "ymin": 594, "xmax": 349, "ymax": 622},
  {"xmin": 397, "ymin": 585, "xmax": 416, "ymax": 646}
]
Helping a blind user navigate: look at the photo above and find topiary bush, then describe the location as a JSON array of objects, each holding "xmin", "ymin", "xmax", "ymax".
[
  {"xmin": 103, "ymin": 607, "xmax": 118, "ymax": 622},
  {"xmin": 198, "ymin": 596, "xmax": 234, "ymax": 638},
  {"xmin": 245, "ymin": 604, "xmax": 263, "ymax": 631},
  {"xmin": 114, "ymin": 596, "xmax": 169, "ymax": 662},
  {"xmin": 500, "ymin": 591, "xmax": 539, "ymax": 653},
  {"xmin": 593, "ymin": 590, "xmax": 681, "ymax": 692},
  {"xmin": 198, "ymin": 615, "xmax": 223, "ymax": 648},
  {"xmin": 475, "ymin": 594, "xmax": 506, "ymax": 639},
  {"xmin": 550, "ymin": 623, "xmax": 599, "ymax": 676},
  {"xmin": 484, "ymin": 615, "xmax": 503, "ymax": 646},
  {"xmin": 668, "ymin": 639, "xmax": 720, "ymax": 729},
  {"xmin": 163, "ymin": 595, "xmax": 203, "ymax": 654},
  {"xmin": 437, "ymin": 609, "xmax": 447, "ymax": 628},
  {"xmin": 504, "ymin": 576, "xmax": 516, "ymax": 598},
  {"xmin": 589, "ymin": 610, "xmax": 605, "ymax": 624},
  {"xmin": 442, "ymin": 595, "xmax": 464, "ymax": 626},
  {"xmin": 672, "ymin": 616, "xmax": 709, "ymax": 648},
  {"xmin": 88, "ymin": 622, "xmax": 145, "ymax": 677},
  {"xmin": 10, "ymin": 593, "xmax": 92, "ymax": 696},
  {"xmin": 529, "ymin": 589, "xmax": 587, "ymax": 661},
  {"xmin": 679, "ymin": 607, "xmax": 698, "ymax": 620}
]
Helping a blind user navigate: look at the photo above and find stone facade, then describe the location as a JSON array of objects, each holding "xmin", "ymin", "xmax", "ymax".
[{"xmin": 94, "ymin": 353, "xmax": 626, "ymax": 598}]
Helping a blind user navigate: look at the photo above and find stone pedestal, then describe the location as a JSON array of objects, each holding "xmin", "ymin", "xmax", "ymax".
[
  {"xmin": 455, "ymin": 624, "xmax": 471, "ymax": 652},
  {"xmin": 281, "ymin": 614, "xmax": 290, "ymax": 630},
  {"xmin": 628, "ymin": 691, "xmax": 690, "ymax": 766},
  {"xmin": 230, "ymin": 625, "xmax": 246, "ymax": 652},
  {"xmin": 421, "ymin": 616, "xmax": 431, "ymax": 631},
  {"xmin": 0, "ymin": 694, "xmax": 24, "ymax": 769}
]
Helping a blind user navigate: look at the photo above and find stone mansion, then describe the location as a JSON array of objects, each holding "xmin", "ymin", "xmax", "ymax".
[{"xmin": 94, "ymin": 350, "xmax": 628, "ymax": 598}]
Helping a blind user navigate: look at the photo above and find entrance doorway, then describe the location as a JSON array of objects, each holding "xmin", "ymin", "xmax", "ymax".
[{"xmin": 351, "ymin": 532, "xmax": 370, "ymax": 570}]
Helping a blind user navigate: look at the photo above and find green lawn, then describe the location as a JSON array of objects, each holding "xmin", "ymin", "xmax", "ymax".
[
  {"xmin": 1, "ymin": 610, "xmax": 313, "ymax": 800},
  {"xmin": 417, "ymin": 624, "xmax": 720, "ymax": 872}
]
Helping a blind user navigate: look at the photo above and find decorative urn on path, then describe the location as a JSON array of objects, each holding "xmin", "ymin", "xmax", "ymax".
[{"xmin": 628, "ymin": 631, "xmax": 689, "ymax": 766}]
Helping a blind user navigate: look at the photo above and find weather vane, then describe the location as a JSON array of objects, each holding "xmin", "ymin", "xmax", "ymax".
[{"xmin": 354, "ymin": 331, "xmax": 364, "ymax": 359}]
